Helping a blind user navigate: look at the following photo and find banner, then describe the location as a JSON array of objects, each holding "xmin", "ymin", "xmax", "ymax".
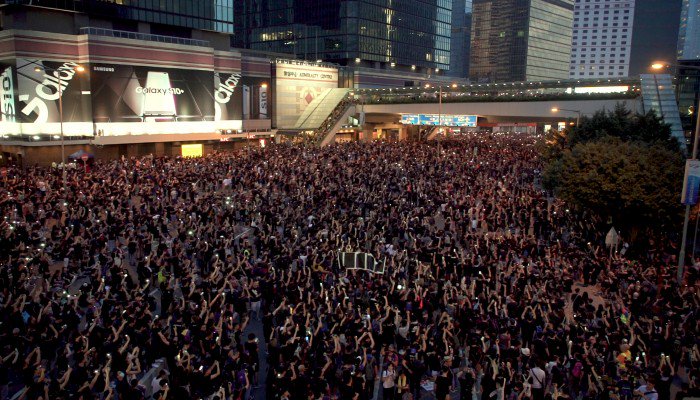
[
  {"xmin": 338, "ymin": 252, "xmax": 385, "ymax": 274},
  {"xmin": 1, "ymin": 66, "xmax": 16, "ymax": 122},
  {"xmin": 274, "ymin": 62, "xmax": 338, "ymax": 128},
  {"xmin": 242, "ymin": 85, "xmax": 251, "ymax": 119},
  {"xmin": 259, "ymin": 85, "xmax": 268, "ymax": 118},
  {"xmin": 681, "ymin": 160, "xmax": 700, "ymax": 205},
  {"xmin": 91, "ymin": 64, "xmax": 215, "ymax": 123},
  {"xmin": 214, "ymin": 72, "xmax": 243, "ymax": 121},
  {"xmin": 0, "ymin": 59, "xmax": 93, "ymax": 136}
]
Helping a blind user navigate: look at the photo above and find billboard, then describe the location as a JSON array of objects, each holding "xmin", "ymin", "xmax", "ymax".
[
  {"xmin": 214, "ymin": 72, "xmax": 242, "ymax": 122},
  {"xmin": 400, "ymin": 114, "xmax": 478, "ymax": 127},
  {"xmin": 90, "ymin": 64, "xmax": 242, "ymax": 136},
  {"xmin": 274, "ymin": 62, "xmax": 338, "ymax": 128},
  {"xmin": 0, "ymin": 60, "xmax": 250, "ymax": 137},
  {"xmin": 237, "ymin": 77, "xmax": 269, "ymax": 121},
  {"xmin": 90, "ymin": 64, "xmax": 214, "ymax": 122},
  {"xmin": 1, "ymin": 66, "xmax": 16, "ymax": 123},
  {"xmin": 0, "ymin": 59, "xmax": 93, "ymax": 136}
]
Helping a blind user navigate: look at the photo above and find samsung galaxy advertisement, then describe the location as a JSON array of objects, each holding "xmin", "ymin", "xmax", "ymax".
[
  {"xmin": 0, "ymin": 59, "xmax": 93, "ymax": 136},
  {"xmin": 0, "ymin": 61, "xmax": 250, "ymax": 137}
]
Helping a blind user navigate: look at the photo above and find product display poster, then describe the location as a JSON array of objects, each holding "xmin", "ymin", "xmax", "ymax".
[{"xmin": 90, "ymin": 64, "xmax": 215, "ymax": 123}]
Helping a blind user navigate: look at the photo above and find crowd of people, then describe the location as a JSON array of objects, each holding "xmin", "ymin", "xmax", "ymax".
[{"xmin": 0, "ymin": 134, "xmax": 698, "ymax": 400}]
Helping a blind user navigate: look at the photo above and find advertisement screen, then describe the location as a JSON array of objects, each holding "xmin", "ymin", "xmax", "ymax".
[
  {"xmin": 0, "ymin": 61, "xmax": 248, "ymax": 137},
  {"xmin": 91, "ymin": 64, "xmax": 215, "ymax": 123},
  {"xmin": 181, "ymin": 144, "xmax": 203, "ymax": 158},
  {"xmin": 400, "ymin": 114, "xmax": 477, "ymax": 127},
  {"xmin": 274, "ymin": 62, "xmax": 338, "ymax": 129},
  {"xmin": 0, "ymin": 59, "xmax": 93, "ymax": 136},
  {"xmin": 214, "ymin": 72, "xmax": 243, "ymax": 122},
  {"xmin": 90, "ymin": 64, "xmax": 243, "ymax": 136},
  {"xmin": 1, "ymin": 66, "xmax": 16, "ymax": 123}
]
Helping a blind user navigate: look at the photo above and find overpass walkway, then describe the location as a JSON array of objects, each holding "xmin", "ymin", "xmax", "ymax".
[{"xmin": 282, "ymin": 76, "xmax": 682, "ymax": 146}]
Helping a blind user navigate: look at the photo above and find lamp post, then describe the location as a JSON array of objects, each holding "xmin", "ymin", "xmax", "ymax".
[
  {"xmin": 651, "ymin": 62, "xmax": 700, "ymax": 284},
  {"xmin": 426, "ymin": 83, "xmax": 457, "ymax": 155},
  {"xmin": 551, "ymin": 107, "xmax": 581, "ymax": 127},
  {"xmin": 34, "ymin": 63, "xmax": 85, "ymax": 197}
]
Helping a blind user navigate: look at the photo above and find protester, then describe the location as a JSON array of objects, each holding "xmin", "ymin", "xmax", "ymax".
[{"xmin": 0, "ymin": 134, "xmax": 697, "ymax": 400}]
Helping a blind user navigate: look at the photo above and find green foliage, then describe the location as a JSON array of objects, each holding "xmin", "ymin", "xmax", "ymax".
[
  {"xmin": 556, "ymin": 138, "xmax": 684, "ymax": 228},
  {"xmin": 541, "ymin": 104, "xmax": 684, "ymax": 231},
  {"xmin": 566, "ymin": 103, "xmax": 679, "ymax": 151}
]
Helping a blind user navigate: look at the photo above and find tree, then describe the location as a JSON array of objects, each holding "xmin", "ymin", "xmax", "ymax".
[
  {"xmin": 556, "ymin": 138, "xmax": 684, "ymax": 231},
  {"xmin": 565, "ymin": 103, "xmax": 680, "ymax": 151},
  {"xmin": 540, "ymin": 104, "xmax": 684, "ymax": 236}
]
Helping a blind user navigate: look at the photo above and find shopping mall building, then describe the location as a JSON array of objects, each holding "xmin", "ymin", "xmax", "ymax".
[{"xmin": 0, "ymin": 2, "xmax": 464, "ymax": 165}]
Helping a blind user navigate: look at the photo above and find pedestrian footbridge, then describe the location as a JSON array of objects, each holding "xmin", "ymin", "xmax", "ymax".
[{"xmin": 290, "ymin": 75, "xmax": 683, "ymax": 145}]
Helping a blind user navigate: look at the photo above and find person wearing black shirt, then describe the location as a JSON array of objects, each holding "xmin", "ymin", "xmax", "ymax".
[
  {"xmin": 458, "ymin": 366, "xmax": 475, "ymax": 400},
  {"xmin": 435, "ymin": 366, "xmax": 452, "ymax": 400}
]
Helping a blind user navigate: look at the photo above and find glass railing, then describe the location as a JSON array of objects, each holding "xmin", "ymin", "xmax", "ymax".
[
  {"xmin": 353, "ymin": 90, "xmax": 639, "ymax": 105},
  {"xmin": 80, "ymin": 27, "xmax": 210, "ymax": 47}
]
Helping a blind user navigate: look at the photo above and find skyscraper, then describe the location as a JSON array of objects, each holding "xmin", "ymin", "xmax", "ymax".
[
  {"xmin": 0, "ymin": 0, "xmax": 235, "ymax": 34},
  {"xmin": 569, "ymin": 0, "xmax": 681, "ymax": 79},
  {"xmin": 678, "ymin": 0, "xmax": 700, "ymax": 60},
  {"xmin": 469, "ymin": 0, "xmax": 574, "ymax": 83},
  {"xmin": 449, "ymin": 0, "xmax": 472, "ymax": 78},
  {"xmin": 236, "ymin": 0, "xmax": 453, "ymax": 73},
  {"xmin": 569, "ymin": 0, "xmax": 635, "ymax": 79},
  {"xmin": 628, "ymin": 0, "xmax": 681, "ymax": 76}
]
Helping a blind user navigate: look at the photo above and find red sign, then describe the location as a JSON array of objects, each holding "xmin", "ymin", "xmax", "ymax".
[{"xmin": 81, "ymin": 154, "xmax": 89, "ymax": 162}]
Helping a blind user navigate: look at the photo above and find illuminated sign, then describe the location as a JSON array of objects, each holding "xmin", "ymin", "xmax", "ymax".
[
  {"xmin": 274, "ymin": 63, "xmax": 338, "ymax": 128},
  {"xmin": 400, "ymin": 114, "xmax": 477, "ymax": 127},
  {"xmin": 1, "ymin": 67, "xmax": 15, "ymax": 122},
  {"xmin": 181, "ymin": 144, "xmax": 203, "ymax": 157},
  {"xmin": 565, "ymin": 86, "xmax": 629, "ymax": 94}
]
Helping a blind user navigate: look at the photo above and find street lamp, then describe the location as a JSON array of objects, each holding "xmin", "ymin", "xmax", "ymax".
[
  {"xmin": 425, "ymin": 83, "xmax": 446, "ymax": 154},
  {"xmin": 651, "ymin": 61, "xmax": 700, "ymax": 284},
  {"xmin": 551, "ymin": 107, "xmax": 581, "ymax": 127},
  {"xmin": 33, "ymin": 63, "xmax": 85, "ymax": 197}
]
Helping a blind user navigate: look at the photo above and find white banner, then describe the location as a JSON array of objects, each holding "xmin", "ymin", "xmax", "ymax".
[
  {"xmin": 259, "ymin": 86, "xmax": 268, "ymax": 118},
  {"xmin": 1, "ymin": 67, "xmax": 15, "ymax": 122}
]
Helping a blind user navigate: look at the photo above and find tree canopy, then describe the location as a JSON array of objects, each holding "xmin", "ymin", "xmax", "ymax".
[{"xmin": 541, "ymin": 104, "xmax": 684, "ymax": 232}]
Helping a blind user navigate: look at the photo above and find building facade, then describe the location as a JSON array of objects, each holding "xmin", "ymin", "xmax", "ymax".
[
  {"xmin": 678, "ymin": 0, "xmax": 700, "ymax": 60},
  {"xmin": 469, "ymin": 0, "xmax": 574, "ymax": 83},
  {"xmin": 235, "ymin": 0, "xmax": 453, "ymax": 74},
  {"xmin": 1, "ymin": 0, "xmax": 235, "ymax": 34},
  {"xmin": 569, "ymin": 0, "xmax": 634, "ymax": 79},
  {"xmin": 448, "ymin": 0, "xmax": 472, "ymax": 78},
  {"xmin": 569, "ymin": 0, "xmax": 681, "ymax": 79}
]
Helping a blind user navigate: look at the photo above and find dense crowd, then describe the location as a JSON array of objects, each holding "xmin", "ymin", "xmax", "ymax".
[{"xmin": 0, "ymin": 135, "xmax": 698, "ymax": 400}]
